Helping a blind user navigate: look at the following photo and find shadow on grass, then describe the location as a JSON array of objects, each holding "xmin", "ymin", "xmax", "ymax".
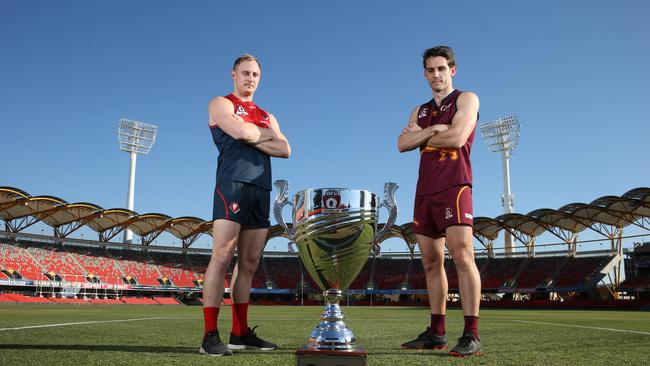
[
  {"xmin": 0, "ymin": 344, "xmax": 316, "ymax": 356},
  {"xmin": 0, "ymin": 344, "xmax": 455, "ymax": 358},
  {"xmin": 0, "ymin": 344, "xmax": 199, "ymax": 354},
  {"xmin": 370, "ymin": 348, "xmax": 452, "ymax": 357}
]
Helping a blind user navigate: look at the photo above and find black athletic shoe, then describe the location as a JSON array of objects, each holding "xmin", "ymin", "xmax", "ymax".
[
  {"xmin": 228, "ymin": 326, "xmax": 277, "ymax": 351},
  {"xmin": 199, "ymin": 330, "xmax": 233, "ymax": 356},
  {"xmin": 401, "ymin": 327, "xmax": 447, "ymax": 350},
  {"xmin": 449, "ymin": 333, "xmax": 481, "ymax": 357}
]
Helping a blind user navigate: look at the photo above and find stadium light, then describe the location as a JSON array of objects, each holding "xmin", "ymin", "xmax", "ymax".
[
  {"xmin": 480, "ymin": 115, "xmax": 520, "ymax": 253},
  {"xmin": 118, "ymin": 118, "xmax": 158, "ymax": 243}
]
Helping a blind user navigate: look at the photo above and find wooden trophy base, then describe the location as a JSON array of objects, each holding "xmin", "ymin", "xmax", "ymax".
[{"xmin": 296, "ymin": 346, "xmax": 368, "ymax": 366}]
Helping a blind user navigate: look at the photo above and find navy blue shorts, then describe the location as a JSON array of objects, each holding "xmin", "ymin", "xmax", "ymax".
[{"xmin": 213, "ymin": 180, "xmax": 270, "ymax": 228}]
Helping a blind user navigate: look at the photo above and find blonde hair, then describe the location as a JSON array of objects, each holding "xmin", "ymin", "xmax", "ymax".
[{"xmin": 233, "ymin": 54, "xmax": 261, "ymax": 70}]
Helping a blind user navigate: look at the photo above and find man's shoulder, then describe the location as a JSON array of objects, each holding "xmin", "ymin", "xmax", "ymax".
[
  {"xmin": 209, "ymin": 95, "xmax": 235, "ymax": 109},
  {"xmin": 457, "ymin": 90, "xmax": 478, "ymax": 100}
]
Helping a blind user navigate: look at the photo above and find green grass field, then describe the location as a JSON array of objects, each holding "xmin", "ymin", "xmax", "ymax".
[{"xmin": 0, "ymin": 304, "xmax": 649, "ymax": 365}]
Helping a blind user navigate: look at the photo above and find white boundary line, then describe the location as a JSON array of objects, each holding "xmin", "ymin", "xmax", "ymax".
[
  {"xmin": 0, "ymin": 317, "xmax": 167, "ymax": 332},
  {"xmin": 512, "ymin": 320, "xmax": 650, "ymax": 335}
]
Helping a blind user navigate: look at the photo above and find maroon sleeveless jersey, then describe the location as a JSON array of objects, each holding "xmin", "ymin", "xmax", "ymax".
[{"xmin": 416, "ymin": 89, "xmax": 477, "ymax": 195}]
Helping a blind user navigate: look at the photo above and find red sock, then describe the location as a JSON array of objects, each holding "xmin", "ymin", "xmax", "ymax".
[
  {"xmin": 231, "ymin": 302, "xmax": 249, "ymax": 336},
  {"xmin": 430, "ymin": 314, "xmax": 446, "ymax": 336},
  {"xmin": 463, "ymin": 315, "xmax": 480, "ymax": 340},
  {"xmin": 203, "ymin": 307, "xmax": 219, "ymax": 337}
]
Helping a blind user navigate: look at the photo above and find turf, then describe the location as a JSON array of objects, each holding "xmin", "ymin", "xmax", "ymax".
[{"xmin": 0, "ymin": 304, "xmax": 648, "ymax": 365}]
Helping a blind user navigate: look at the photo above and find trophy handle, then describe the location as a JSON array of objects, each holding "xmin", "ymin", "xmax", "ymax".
[
  {"xmin": 273, "ymin": 179, "xmax": 296, "ymax": 253},
  {"xmin": 374, "ymin": 182, "xmax": 399, "ymax": 256}
]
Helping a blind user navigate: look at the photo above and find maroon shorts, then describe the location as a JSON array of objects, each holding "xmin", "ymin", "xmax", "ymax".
[{"xmin": 413, "ymin": 185, "xmax": 473, "ymax": 236}]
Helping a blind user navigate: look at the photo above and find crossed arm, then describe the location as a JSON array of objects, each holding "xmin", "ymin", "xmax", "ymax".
[
  {"xmin": 208, "ymin": 96, "xmax": 291, "ymax": 158},
  {"xmin": 397, "ymin": 92, "xmax": 479, "ymax": 152}
]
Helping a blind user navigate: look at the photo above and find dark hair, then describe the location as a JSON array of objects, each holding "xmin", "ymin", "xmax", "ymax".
[
  {"xmin": 422, "ymin": 46, "xmax": 456, "ymax": 69},
  {"xmin": 233, "ymin": 54, "xmax": 261, "ymax": 70}
]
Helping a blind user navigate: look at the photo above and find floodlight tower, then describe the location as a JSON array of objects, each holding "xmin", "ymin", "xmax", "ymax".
[
  {"xmin": 118, "ymin": 119, "xmax": 158, "ymax": 243},
  {"xmin": 480, "ymin": 115, "xmax": 520, "ymax": 253}
]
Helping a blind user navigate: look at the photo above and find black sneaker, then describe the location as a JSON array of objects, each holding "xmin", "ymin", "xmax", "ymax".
[
  {"xmin": 449, "ymin": 333, "xmax": 481, "ymax": 357},
  {"xmin": 228, "ymin": 326, "xmax": 277, "ymax": 351},
  {"xmin": 401, "ymin": 327, "xmax": 447, "ymax": 350},
  {"xmin": 199, "ymin": 330, "xmax": 233, "ymax": 356}
]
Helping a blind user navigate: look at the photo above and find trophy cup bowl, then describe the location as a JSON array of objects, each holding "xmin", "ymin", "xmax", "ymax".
[{"xmin": 274, "ymin": 180, "xmax": 398, "ymax": 365}]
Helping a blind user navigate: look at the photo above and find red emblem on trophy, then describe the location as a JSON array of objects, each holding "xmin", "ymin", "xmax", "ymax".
[{"xmin": 322, "ymin": 189, "xmax": 342, "ymax": 213}]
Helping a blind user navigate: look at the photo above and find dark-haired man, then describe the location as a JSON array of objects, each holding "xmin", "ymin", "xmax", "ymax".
[{"xmin": 397, "ymin": 45, "xmax": 481, "ymax": 357}]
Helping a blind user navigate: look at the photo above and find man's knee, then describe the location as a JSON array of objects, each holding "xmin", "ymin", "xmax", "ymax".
[
  {"xmin": 421, "ymin": 255, "xmax": 445, "ymax": 274},
  {"xmin": 238, "ymin": 256, "xmax": 261, "ymax": 275},
  {"xmin": 448, "ymin": 243, "xmax": 475, "ymax": 271},
  {"xmin": 208, "ymin": 252, "xmax": 232, "ymax": 271}
]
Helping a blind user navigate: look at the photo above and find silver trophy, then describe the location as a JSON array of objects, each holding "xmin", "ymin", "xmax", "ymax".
[{"xmin": 274, "ymin": 180, "xmax": 398, "ymax": 365}]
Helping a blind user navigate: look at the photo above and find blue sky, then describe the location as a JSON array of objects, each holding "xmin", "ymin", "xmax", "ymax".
[{"xmin": 2, "ymin": 0, "xmax": 649, "ymax": 252}]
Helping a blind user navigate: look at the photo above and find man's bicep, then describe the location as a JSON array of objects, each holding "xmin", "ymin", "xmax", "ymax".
[
  {"xmin": 404, "ymin": 107, "xmax": 422, "ymax": 132},
  {"xmin": 452, "ymin": 93, "xmax": 479, "ymax": 134},
  {"xmin": 209, "ymin": 97, "xmax": 248, "ymax": 138},
  {"xmin": 268, "ymin": 114, "xmax": 287, "ymax": 140}
]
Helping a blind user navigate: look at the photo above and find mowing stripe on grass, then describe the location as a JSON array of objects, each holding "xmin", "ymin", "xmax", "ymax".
[
  {"xmin": 0, "ymin": 317, "xmax": 167, "ymax": 332},
  {"xmin": 512, "ymin": 320, "xmax": 650, "ymax": 335}
]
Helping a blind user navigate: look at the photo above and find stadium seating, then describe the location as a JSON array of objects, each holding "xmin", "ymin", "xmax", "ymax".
[
  {"xmin": 480, "ymin": 257, "xmax": 525, "ymax": 289},
  {"xmin": 0, "ymin": 242, "xmax": 44, "ymax": 280},
  {"xmin": 121, "ymin": 297, "xmax": 159, "ymax": 305},
  {"xmin": 66, "ymin": 246, "xmax": 125, "ymax": 285},
  {"xmin": 264, "ymin": 256, "xmax": 301, "ymax": 289},
  {"xmin": 153, "ymin": 297, "xmax": 181, "ymax": 305},
  {"xmin": 24, "ymin": 244, "xmax": 86, "ymax": 281},
  {"xmin": 621, "ymin": 276, "xmax": 650, "ymax": 289},
  {"xmin": 149, "ymin": 252, "xmax": 197, "ymax": 288},
  {"xmin": 553, "ymin": 256, "xmax": 609, "ymax": 287},
  {"xmin": 113, "ymin": 251, "xmax": 162, "ymax": 286},
  {"xmin": 516, "ymin": 256, "xmax": 566, "ymax": 288},
  {"xmin": 374, "ymin": 257, "xmax": 410, "ymax": 289}
]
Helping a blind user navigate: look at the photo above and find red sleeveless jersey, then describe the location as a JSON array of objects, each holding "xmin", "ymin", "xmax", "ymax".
[
  {"xmin": 224, "ymin": 94, "xmax": 271, "ymax": 128},
  {"xmin": 416, "ymin": 89, "xmax": 477, "ymax": 195},
  {"xmin": 209, "ymin": 94, "xmax": 272, "ymax": 190}
]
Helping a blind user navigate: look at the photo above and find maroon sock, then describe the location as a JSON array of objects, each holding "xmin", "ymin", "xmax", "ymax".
[
  {"xmin": 463, "ymin": 315, "xmax": 480, "ymax": 340},
  {"xmin": 231, "ymin": 302, "xmax": 249, "ymax": 336},
  {"xmin": 430, "ymin": 314, "xmax": 446, "ymax": 336},
  {"xmin": 203, "ymin": 307, "xmax": 219, "ymax": 337}
]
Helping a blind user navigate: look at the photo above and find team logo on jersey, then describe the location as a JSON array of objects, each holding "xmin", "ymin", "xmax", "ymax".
[
  {"xmin": 444, "ymin": 207, "xmax": 453, "ymax": 220},
  {"xmin": 235, "ymin": 105, "xmax": 249, "ymax": 116},
  {"xmin": 230, "ymin": 201, "xmax": 240, "ymax": 214},
  {"xmin": 440, "ymin": 103, "xmax": 452, "ymax": 112},
  {"xmin": 418, "ymin": 107, "xmax": 429, "ymax": 118}
]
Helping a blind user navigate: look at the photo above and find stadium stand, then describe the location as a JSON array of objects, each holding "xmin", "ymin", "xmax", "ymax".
[
  {"xmin": 23, "ymin": 243, "xmax": 86, "ymax": 281},
  {"xmin": 264, "ymin": 256, "xmax": 301, "ymax": 289},
  {"xmin": 149, "ymin": 252, "xmax": 197, "ymax": 288},
  {"xmin": 0, "ymin": 242, "xmax": 44, "ymax": 280},
  {"xmin": 553, "ymin": 255, "xmax": 611, "ymax": 288},
  {"xmin": 374, "ymin": 257, "xmax": 410, "ymax": 290},
  {"xmin": 516, "ymin": 256, "xmax": 567, "ymax": 288},
  {"xmin": 621, "ymin": 243, "xmax": 650, "ymax": 293},
  {"xmin": 113, "ymin": 251, "xmax": 162, "ymax": 286},
  {"xmin": 65, "ymin": 246, "xmax": 125, "ymax": 285},
  {"xmin": 480, "ymin": 257, "xmax": 526, "ymax": 289},
  {"xmin": 153, "ymin": 297, "xmax": 181, "ymax": 305},
  {"xmin": 121, "ymin": 297, "xmax": 159, "ymax": 305}
]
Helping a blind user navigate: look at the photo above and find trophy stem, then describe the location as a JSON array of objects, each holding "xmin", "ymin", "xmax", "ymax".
[{"xmin": 307, "ymin": 289, "xmax": 357, "ymax": 350}]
